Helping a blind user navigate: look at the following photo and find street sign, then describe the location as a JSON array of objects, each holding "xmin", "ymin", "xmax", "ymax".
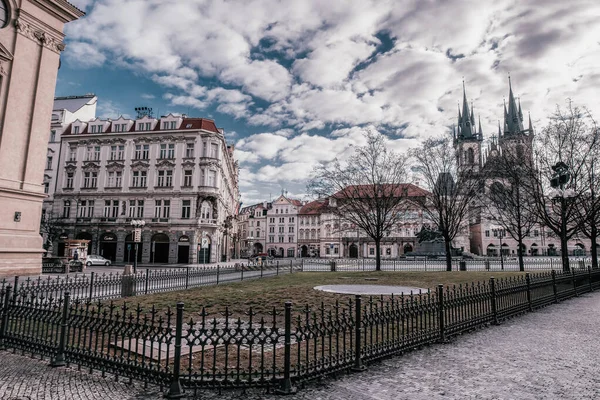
[
  {"xmin": 127, "ymin": 244, "xmax": 131, "ymax": 251},
  {"xmin": 201, "ymin": 238, "xmax": 209, "ymax": 249},
  {"xmin": 134, "ymin": 228, "xmax": 141, "ymax": 243}
]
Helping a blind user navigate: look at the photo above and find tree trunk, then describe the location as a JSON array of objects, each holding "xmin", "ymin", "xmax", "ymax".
[
  {"xmin": 444, "ymin": 236, "xmax": 452, "ymax": 272},
  {"xmin": 560, "ymin": 199, "xmax": 570, "ymax": 272},
  {"xmin": 375, "ymin": 238, "xmax": 381, "ymax": 272},
  {"xmin": 517, "ymin": 237, "xmax": 525, "ymax": 272}
]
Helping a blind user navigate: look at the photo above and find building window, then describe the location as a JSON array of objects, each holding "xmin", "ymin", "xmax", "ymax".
[
  {"xmin": 62, "ymin": 200, "xmax": 71, "ymax": 218},
  {"xmin": 170, "ymin": 121, "xmax": 176, "ymax": 129},
  {"xmin": 132, "ymin": 171, "xmax": 147, "ymax": 187},
  {"xmin": 79, "ymin": 200, "xmax": 94, "ymax": 218},
  {"xmin": 208, "ymin": 170, "xmax": 216, "ymax": 187},
  {"xmin": 269, "ymin": 226, "xmax": 275, "ymax": 233},
  {"xmin": 270, "ymin": 218, "xmax": 275, "ymax": 223},
  {"xmin": 181, "ymin": 200, "xmax": 191, "ymax": 219},
  {"xmin": 92, "ymin": 146, "xmax": 100, "ymax": 160},
  {"xmin": 162, "ymin": 122, "xmax": 168, "ymax": 129},
  {"xmin": 107, "ymin": 171, "xmax": 122, "ymax": 187},
  {"xmin": 210, "ymin": 143, "xmax": 218, "ymax": 158},
  {"xmin": 288, "ymin": 236, "xmax": 293, "ymax": 243},
  {"xmin": 160, "ymin": 143, "xmax": 175, "ymax": 159},
  {"xmin": 43, "ymin": 182, "xmax": 49, "ymax": 194},
  {"xmin": 369, "ymin": 247, "xmax": 375, "ymax": 255},
  {"xmin": 287, "ymin": 248, "xmax": 295, "ymax": 257},
  {"xmin": 46, "ymin": 156, "xmax": 53, "ymax": 170},
  {"xmin": 83, "ymin": 171, "xmax": 97, "ymax": 188},
  {"xmin": 289, "ymin": 226, "xmax": 294, "ymax": 233},
  {"xmin": 68, "ymin": 147, "xmax": 77, "ymax": 161},
  {"xmin": 279, "ymin": 236, "xmax": 284, "ymax": 243},
  {"xmin": 256, "ymin": 221, "xmax": 260, "ymax": 227},
  {"xmin": 135, "ymin": 144, "xmax": 149, "ymax": 160},
  {"xmin": 65, "ymin": 172, "xmax": 74, "ymax": 188},
  {"xmin": 269, "ymin": 236, "xmax": 274, "ymax": 243},
  {"xmin": 186, "ymin": 142, "xmax": 194, "ymax": 158},
  {"xmin": 73, "ymin": 126, "xmax": 80, "ymax": 134},
  {"xmin": 325, "ymin": 247, "xmax": 330, "ymax": 255},
  {"xmin": 157, "ymin": 170, "xmax": 173, "ymax": 187},
  {"xmin": 289, "ymin": 217, "xmax": 294, "ymax": 223},
  {"xmin": 103, "ymin": 200, "xmax": 119, "ymax": 218},
  {"xmin": 534, "ymin": 230, "xmax": 539, "ymax": 237},
  {"xmin": 485, "ymin": 230, "xmax": 490, "ymax": 237},
  {"xmin": 183, "ymin": 170, "xmax": 193, "ymax": 187},
  {"xmin": 279, "ymin": 226, "xmax": 284, "ymax": 233},
  {"xmin": 145, "ymin": 122, "xmax": 151, "ymax": 130},
  {"xmin": 50, "ymin": 130, "xmax": 56, "ymax": 142},
  {"xmin": 110, "ymin": 145, "xmax": 124, "ymax": 160},
  {"xmin": 155, "ymin": 200, "xmax": 170, "ymax": 218},
  {"xmin": 279, "ymin": 217, "xmax": 284, "ymax": 223}
]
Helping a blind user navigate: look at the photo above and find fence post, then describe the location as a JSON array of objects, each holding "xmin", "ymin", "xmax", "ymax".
[
  {"xmin": 393, "ymin": 259, "xmax": 396, "ymax": 272},
  {"xmin": 217, "ymin": 265, "xmax": 220, "ymax": 285},
  {"xmin": 185, "ymin": 268, "xmax": 190, "ymax": 290},
  {"xmin": 301, "ymin": 258, "xmax": 304, "ymax": 272},
  {"xmin": 88, "ymin": 271, "xmax": 95, "ymax": 302},
  {"xmin": 588, "ymin": 266, "xmax": 593, "ymax": 292},
  {"xmin": 550, "ymin": 258, "xmax": 554, "ymax": 270},
  {"xmin": 276, "ymin": 261, "xmax": 279, "ymax": 276},
  {"xmin": 261, "ymin": 262, "xmax": 264, "ymax": 278},
  {"xmin": 165, "ymin": 302, "xmax": 185, "ymax": 399},
  {"xmin": 362, "ymin": 258, "xmax": 365, "ymax": 271},
  {"xmin": 0, "ymin": 286, "xmax": 12, "ymax": 350},
  {"xmin": 552, "ymin": 270, "xmax": 558, "ymax": 304},
  {"xmin": 276, "ymin": 302, "xmax": 297, "ymax": 394},
  {"xmin": 51, "ymin": 291, "xmax": 70, "ymax": 367},
  {"xmin": 525, "ymin": 273, "xmax": 533, "ymax": 312},
  {"xmin": 572, "ymin": 269, "xmax": 578, "ymax": 297},
  {"xmin": 144, "ymin": 269, "xmax": 150, "ymax": 295},
  {"xmin": 437, "ymin": 284, "xmax": 445, "ymax": 342},
  {"xmin": 290, "ymin": 259, "xmax": 293, "ymax": 274},
  {"xmin": 241, "ymin": 264, "xmax": 244, "ymax": 281},
  {"xmin": 490, "ymin": 277, "xmax": 498, "ymax": 325},
  {"xmin": 12, "ymin": 276, "xmax": 18, "ymax": 302},
  {"xmin": 351, "ymin": 295, "xmax": 366, "ymax": 371}
]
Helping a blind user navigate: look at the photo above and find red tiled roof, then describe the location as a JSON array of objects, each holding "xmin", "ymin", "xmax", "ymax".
[
  {"xmin": 332, "ymin": 183, "xmax": 430, "ymax": 199},
  {"xmin": 299, "ymin": 199, "xmax": 330, "ymax": 214},
  {"xmin": 181, "ymin": 118, "xmax": 220, "ymax": 133}
]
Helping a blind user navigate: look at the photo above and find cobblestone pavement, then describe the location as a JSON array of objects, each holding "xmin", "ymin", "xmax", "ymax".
[{"xmin": 1, "ymin": 293, "xmax": 600, "ymax": 399}]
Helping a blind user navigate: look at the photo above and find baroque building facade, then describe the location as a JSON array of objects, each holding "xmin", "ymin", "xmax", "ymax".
[
  {"xmin": 49, "ymin": 111, "xmax": 240, "ymax": 264},
  {"xmin": 0, "ymin": 0, "xmax": 84, "ymax": 276},
  {"xmin": 456, "ymin": 79, "xmax": 591, "ymax": 257}
]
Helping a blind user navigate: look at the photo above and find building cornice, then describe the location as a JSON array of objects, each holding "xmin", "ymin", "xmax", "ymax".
[
  {"xmin": 15, "ymin": 9, "xmax": 66, "ymax": 54},
  {"xmin": 31, "ymin": 0, "xmax": 85, "ymax": 23}
]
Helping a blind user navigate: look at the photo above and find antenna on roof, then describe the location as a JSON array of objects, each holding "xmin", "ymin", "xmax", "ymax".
[{"xmin": 135, "ymin": 106, "xmax": 154, "ymax": 119}]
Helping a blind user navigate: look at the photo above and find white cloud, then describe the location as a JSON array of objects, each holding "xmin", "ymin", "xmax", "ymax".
[{"xmin": 64, "ymin": 42, "xmax": 106, "ymax": 68}]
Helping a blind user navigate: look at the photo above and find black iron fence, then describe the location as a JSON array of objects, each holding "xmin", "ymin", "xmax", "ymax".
[
  {"xmin": 2, "ymin": 261, "xmax": 301, "ymax": 302},
  {"xmin": 1, "ymin": 268, "xmax": 599, "ymax": 397},
  {"xmin": 299, "ymin": 257, "xmax": 591, "ymax": 272}
]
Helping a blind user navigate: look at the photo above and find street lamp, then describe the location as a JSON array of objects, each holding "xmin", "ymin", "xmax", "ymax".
[
  {"xmin": 130, "ymin": 219, "xmax": 145, "ymax": 273},
  {"xmin": 549, "ymin": 162, "xmax": 575, "ymax": 272},
  {"xmin": 498, "ymin": 229, "xmax": 504, "ymax": 271}
]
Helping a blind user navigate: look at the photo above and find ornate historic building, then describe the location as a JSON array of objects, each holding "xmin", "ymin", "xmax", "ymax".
[
  {"xmin": 49, "ymin": 111, "xmax": 240, "ymax": 264},
  {"xmin": 0, "ymin": 0, "xmax": 84, "ymax": 276},
  {"xmin": 457, "ymin": 79, "xmax": 591, "ymax": 257}
]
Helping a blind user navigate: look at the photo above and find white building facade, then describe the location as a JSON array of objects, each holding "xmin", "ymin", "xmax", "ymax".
[{"xmin": 49, "ymin": 112, "xmax": 239, "ymax": 264}]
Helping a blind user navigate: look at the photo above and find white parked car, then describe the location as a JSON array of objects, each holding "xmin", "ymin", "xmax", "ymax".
[{"xmin": 85, "ymin": 255, "xmax": 111, "ymax": 266}]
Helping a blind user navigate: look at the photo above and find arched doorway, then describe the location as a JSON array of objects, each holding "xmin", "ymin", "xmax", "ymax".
[
  {"xmin": 57, "ymin": 232, "xmax": 69, "ymax": 257},
  {"xmin": 573, "ymin": 243, "xmax": 585, "ymax": 256},
  {"xmin": 517, "ymin": 243, "xmax": 526, "ymax": 257},
  {"xmin": 349, "ymin": 244, "xmax": 358, "ymax": 258},
  {"xmin": 76, "ymin": 232, "xmax": 93, "ymax": 255},
  {"xmin": 198, "ymin": 235, "xmax": 211, "ymax": 264},
  {"xmin": 301, "ymin": 245, "xmax": 309, "ymax": 258},
  {"xmin": 278, "ymin": 247, "xmax": 284, "ymax": 258},
  {"xmin": 124, "ymin": 233, "xmax": 143, "ymax": 263},
  {"xmin": 151, "ymin": 233, "xmax": 170, "ymax": 263},
  {"xmin": 177, "ymin": 235, "xmax": 190, "ymax": 264},
  {"xmin": 501, "ymin": 243, "xmax": 510, "ymax": 256},
  {"xmin": 547, "ymin": 244, "xmax": 557, "ymax": 256},
  {"xmin": 403, "ymin": 243, "xmax": 413, "ymax": 255},
  {"xmin": 530, "ymin": 243, "xmax": 539, "ymax": 256},
  {"xmin": 99, "ymin": 232, "xmax": 117, "ymax": 261},
  {"xmin": 253, "ymin": 242, "xmax": 263, "ymax": 255},
  {"xmin": 487, "ymin": 243, "xmax": 497, "ymax": 257}
]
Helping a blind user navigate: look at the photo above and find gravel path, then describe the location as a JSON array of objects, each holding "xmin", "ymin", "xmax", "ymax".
[{"xmin": 1, "ymin": 293, "xmax": 599, "ymax": 399}]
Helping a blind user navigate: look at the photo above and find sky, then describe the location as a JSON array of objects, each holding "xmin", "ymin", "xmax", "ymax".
[{"xmin": 58, "ymin": 0, "xmax": 600, "ymax": 206}]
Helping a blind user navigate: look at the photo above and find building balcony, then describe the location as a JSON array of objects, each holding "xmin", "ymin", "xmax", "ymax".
[
  {"xmin": 198, "ymin": 156, "xmax": 219, "ymax": 165},
  {"xmin": 151, "ymin": 218, "xmax": 170, "ymax": 223},
  {"xmin": 197, "ymin": 186, "xmax": 219, "ymax": 195},
  {"xmin": 199, "ymin": 218, "xmax": 218, "ymax": 226}
]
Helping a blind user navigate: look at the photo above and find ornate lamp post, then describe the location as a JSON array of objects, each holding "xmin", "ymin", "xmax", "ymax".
[
  {"xmin": 498, "ymin": 229, "xmax": 504, "ymax": 271},
  {"xmin": 549, "ymin": 162, "xmax": 575, "ymax": 272},
  {"xmin": 130, "ymin": 219, "xmax": 145, "ymax": 273}
]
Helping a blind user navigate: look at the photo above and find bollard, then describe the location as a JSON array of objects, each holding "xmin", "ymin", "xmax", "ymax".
[{"xmin": 121, "ymin": 265, "xmax": 136, "ymax": 297}]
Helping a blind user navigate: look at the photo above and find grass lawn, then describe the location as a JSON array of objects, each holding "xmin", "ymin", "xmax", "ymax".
[{"xmin": 112, "ymin": 271, "xmax": 527, "ymax": 320}]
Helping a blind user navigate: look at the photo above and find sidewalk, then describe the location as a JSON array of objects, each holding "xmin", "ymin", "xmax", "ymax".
[{"xmin": 1, "ymin": 293, "xmax": 600, "ymax": 399}]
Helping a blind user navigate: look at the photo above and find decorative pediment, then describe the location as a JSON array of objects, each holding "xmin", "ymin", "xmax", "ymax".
[
  {"xmin": 0, "ymin": 41, "xmax": 13, "ymax": 62},
  {"xmin": 156, "ymin": 159, "xmax": 176, "ymax": 169},
  {"xmin": 82, "ymin": 162, "xmax": 100, "ymax": 171},
  {"xmin": 102, "ymin": 138, "xmax": 127, "ymax": 145},
  {"xmin": 87, "ymin": 138, "xmax": 102, "ymax": 145},
  {"xmin": 131, "ymin": 160, "xmax": 149, "ymax": 171},
  {"xmin": 182, "ymin": 160, "xmax": 196, "ymax": 168},
  {"xmin": 65, "ymin": 164, "xmax": 77, "ymax": 172},
  {"xmin": 106, "ymin": 161, "xmax": 125, "ymax": 171}
]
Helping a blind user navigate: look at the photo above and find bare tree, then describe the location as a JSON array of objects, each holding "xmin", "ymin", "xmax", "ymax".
[
  {"xmin": 530, "ymin": 102, "xmax": 596, "ymax": 272},
  {"xmin": 410, "ymin": 136, "xmax": 481, "ymax": 271},
  {"xmin": 482, "ymin": 143, "xmax": 538, "ymax": 272},
  {"xmin": 39, "ymin": 211, "xmax": 66, "ymax": 254},
  {"xmin": 308, "ymin": 131, "xmax": 409, "ymax": 271}
]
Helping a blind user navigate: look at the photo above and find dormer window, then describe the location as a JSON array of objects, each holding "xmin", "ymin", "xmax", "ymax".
[
  {"xmin": 186, "ymin": 124, "xmax": 192, "ymax": 128},
  {"xmin": 170, "ymin": 121, "xmax": 177, "ymax": 129},
  {"xmin": 162, "ymin": 122, "xmax": 168, "ymax": 130},
  {"xmin": 90, "ymin": 125, "xmax": 103, "ymax": 134},
  {"xmin": 73, "ymin": 126, "xmax": 80, "ymax": 134}
]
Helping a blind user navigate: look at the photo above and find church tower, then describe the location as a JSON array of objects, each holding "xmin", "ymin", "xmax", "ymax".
[
  {"xmin": 499, "ymin": 77, "xmax": 534, "ymax": 163},
  {"xmin": 453, "ymin": 82, "xmax": 483, "ymax": 173}
]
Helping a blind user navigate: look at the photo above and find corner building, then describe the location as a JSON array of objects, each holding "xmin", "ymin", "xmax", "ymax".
[{"xmin": 50, "ymin": 113, "xmax": 240, "ymax": 264}]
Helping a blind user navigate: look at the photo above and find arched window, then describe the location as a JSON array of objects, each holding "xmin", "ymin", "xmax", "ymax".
[
  {"xmin": 201, "ymin": 201, "xmax": 211, "ymax": 219},
  {"xmin": 467, "ymin": 148, "xmax": 475, "ymax": 164}
]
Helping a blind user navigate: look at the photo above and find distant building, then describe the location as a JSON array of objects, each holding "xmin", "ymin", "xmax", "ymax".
[
  {"xmin": 239, "ymin": 202, "xmax": 269, "ymax": 257},
  {"xmin": 456, "ymin": 79, "xmax": 591, "ymax": 257},
  {"xmin": 266, "ymin": 194, "xmax": 302, "ymax": 258},
  {"xmin": 48, "ymin": 112, "xmax": 240, "ymax": 264},
  {"xmin": 0, "ymin": 0, "xmax": 84, "ymax": 276}
]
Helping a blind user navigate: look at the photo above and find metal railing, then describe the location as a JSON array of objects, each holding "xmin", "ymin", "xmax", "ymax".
[{"xmin": 1, "ymin": 267, "xmax": 599, "ymax": 397}]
